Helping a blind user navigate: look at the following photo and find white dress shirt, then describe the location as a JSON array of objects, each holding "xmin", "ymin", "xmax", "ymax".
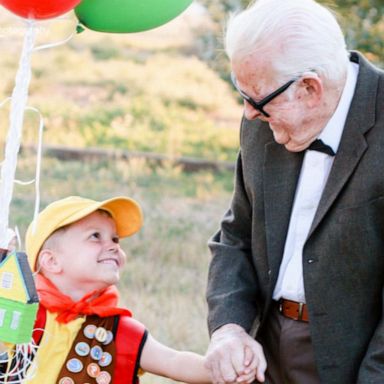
[{"xmin": 272, "ymin": 61, "xmax": 359, "ymax": 303}]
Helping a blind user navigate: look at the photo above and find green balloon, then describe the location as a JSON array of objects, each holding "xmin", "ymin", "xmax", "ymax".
[{"xmin": 75, "ymin": 0, "xmax": 194, "ymax": 33}]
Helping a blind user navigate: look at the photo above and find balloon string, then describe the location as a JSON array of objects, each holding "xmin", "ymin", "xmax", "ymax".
[
  {"xmin": 33, "ymin": 30, "xmax": 76, "ymax": 52},
  {"xmin": 14, "ymin": 225, "xmax": 22, "ymax": 250},
  {"xmin": 0, "ymin": 97, "xmax": 11, "ymax": 108},
  {"xmin": 0, "ymin": 20, "xmax": 36, "ymax": 249},
  {"xmin": 26, "ymin": 107, "xmax": 44, "ymax": 235},
  {"xmin": 13, "ymin": 179, "xmax": 34, "ymax": 186},
  {"xmin": 33, "ymin": 18, "xmax": 78, "ymax": 52}
]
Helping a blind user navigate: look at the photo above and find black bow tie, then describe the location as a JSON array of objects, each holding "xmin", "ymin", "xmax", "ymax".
[{"xmin": 307, "ymin": 139, "xmax": 335, "ymax": 156}]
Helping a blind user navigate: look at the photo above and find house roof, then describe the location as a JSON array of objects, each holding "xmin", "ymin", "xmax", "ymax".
[
  {"xmin": 0, "ymin": 251, "xmax": 39, "ymax": 304},
  {"xmin": 17, "ymin": 252, "xmax": 39, "ymax": 304}
]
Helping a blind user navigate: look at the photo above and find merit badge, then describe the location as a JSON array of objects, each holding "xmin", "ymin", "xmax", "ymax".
[
  {"xmin": 95, "ymin": 327, "xmax": 108, "ymax": 343},
  {"xmin": 75, "ymin": 341, "xmax": 90, "ymax": 357},
  {"xmin": 96, "ymin": 371, "xmax": 112, "ymax": 384},
  {"xmin": 59, "ymin": 378, "xmax": 75, "ymax": 384},
  {"xmin": 66, "ymin": 358, "xmax": 83, "ymax": 373},
  {"xmin": 90, "ymin": 345, "xmax": 103, "ymax": 360},
  {"xmin": 87, "ymin": 362, "xmax": 101, "ymax": 378},
  {"xmin": 99, "ymin": 352, "xmax": 112, "ymax": 367},
  {"xmin": 103, "ymin": 330, "xmax": 114, "ymax": 345},
  {"xmin": 84, "ymin": 324, "xmax": 97, "ymax": 339}
]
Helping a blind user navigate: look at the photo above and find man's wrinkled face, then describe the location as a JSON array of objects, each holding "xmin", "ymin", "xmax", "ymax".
[{"xmin": 232, "ymin": 54, "xmax": 324, "ymax": 152}]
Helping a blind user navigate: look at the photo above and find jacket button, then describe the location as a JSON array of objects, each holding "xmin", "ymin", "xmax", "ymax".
[{"xmin": 307, "ymin": 259, "xmax": 315, "ymax": 264}]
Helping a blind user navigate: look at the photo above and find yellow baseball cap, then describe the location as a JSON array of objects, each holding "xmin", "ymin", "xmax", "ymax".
[{"xmin": 25, "ymin": 196, "xmax": 143, "ymax": 271}]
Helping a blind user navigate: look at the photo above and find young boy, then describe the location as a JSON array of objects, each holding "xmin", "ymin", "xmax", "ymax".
[{"xmin": 9, "ymin": 195, "xmax": 256, "ymax": 384}]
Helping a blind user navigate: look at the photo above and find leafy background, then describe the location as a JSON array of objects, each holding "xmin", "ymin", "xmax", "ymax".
[{"xmin": 0, "ymin": 1, "xmax": 383, "ymax": 382}]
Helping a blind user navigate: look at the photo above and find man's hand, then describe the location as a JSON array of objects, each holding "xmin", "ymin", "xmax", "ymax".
[{"xmin": 205, "ymin": 323, "xmax": 266, "ymax": 383}]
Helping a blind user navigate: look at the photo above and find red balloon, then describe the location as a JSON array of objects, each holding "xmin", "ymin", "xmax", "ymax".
[{"xmin": 0, "ymin": 0, "xmax": 81, "ymax": 20}]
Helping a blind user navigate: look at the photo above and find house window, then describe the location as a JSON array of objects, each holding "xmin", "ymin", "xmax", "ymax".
[
  {"xmin": 10, "ymin": 311, "xmax": 21, "ymax": 330},
  {"xmin": 0, "ymin": 272, "xmax": 14, "ymax": 289},
  {"xmin": 0, "ymin": 309, "xmax": 5, "ymax": 327}
]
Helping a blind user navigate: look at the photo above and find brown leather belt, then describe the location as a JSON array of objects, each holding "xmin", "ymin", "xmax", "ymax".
[{"xmin": 278, "ymin": 298, "xmax": 309, "ymax": 322}]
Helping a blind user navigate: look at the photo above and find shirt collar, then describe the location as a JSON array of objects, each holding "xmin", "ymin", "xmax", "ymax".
[{"xmin": 319, "ymin": 61, "xmax": 359, "ymax": 154}]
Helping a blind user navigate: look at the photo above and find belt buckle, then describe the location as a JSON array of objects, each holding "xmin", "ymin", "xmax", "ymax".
[
  {"xmin": 278, "ymin": 299, "xmax": 283, "ymax": 314},
  {"xmin": 279, "ymin": 299, "xmax": 305, "ymax": 321},
  {"xmin": 297, "ymin": 302, "xmax": 304, "ymax": 321}
]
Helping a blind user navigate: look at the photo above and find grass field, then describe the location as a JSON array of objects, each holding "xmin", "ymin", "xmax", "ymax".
[
  {"xmin": 0, "ymin": 7, "xmax": 242, "ymax": 164},
  {"xmin": 10, "ymin": 153, "xmax": 235, "ymax": 383}
]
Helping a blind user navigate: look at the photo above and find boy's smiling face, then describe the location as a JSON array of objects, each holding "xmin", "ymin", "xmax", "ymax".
[{"xmin": 41, "ymin": 210, "xmax": 126, "ymax": 299}]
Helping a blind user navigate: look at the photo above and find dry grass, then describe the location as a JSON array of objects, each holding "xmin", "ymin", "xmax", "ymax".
[{"xmin": 0, "ymin": 7, "xmax": 242, "ymax": 162}]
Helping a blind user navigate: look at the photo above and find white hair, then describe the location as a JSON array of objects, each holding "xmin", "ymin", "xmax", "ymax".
[{"xmin": 225, "ymin": 0, "xmax": 349, "ymax": 83}]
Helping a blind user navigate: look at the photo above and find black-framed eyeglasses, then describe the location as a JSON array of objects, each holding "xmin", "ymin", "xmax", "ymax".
[{"xmin": 231, "ymin": 72, "xmax": 296, "ymax": 118}]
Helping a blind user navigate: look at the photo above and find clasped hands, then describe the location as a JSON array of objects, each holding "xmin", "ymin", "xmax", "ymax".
[{"xmin": 205, "ymin": 324, "xmax": 266, "ymax": 384}]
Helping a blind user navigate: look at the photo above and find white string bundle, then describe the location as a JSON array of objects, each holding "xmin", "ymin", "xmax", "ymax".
[
  {"xmin": 0, "ymin": 339, "xmax": 41, "ymax": 383},
  {"xmin": 0, "ymin": 17, "xmax": 77, "ymax": 247},
  {"xmin": 0, "ymin": 20, "xmax": 36, "ymax": 249}
]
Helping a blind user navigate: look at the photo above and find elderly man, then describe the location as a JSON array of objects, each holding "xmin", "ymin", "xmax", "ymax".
[{"xmin": 205, "ymin": 0, "xmax": 384, "ymax": 383}]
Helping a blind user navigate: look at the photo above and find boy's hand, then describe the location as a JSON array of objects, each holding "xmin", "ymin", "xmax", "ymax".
[
  {"xmin": 235, "ymin": 346, "xmax": 259, "ymax": 383},
  {"xmin": 205, "ymin": 324, "xmax": 266, "ymax": 383}
]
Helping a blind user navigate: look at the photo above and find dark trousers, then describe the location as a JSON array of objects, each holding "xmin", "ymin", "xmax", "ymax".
[{"xmin": 257, "ymin": 302, "xmax": 321, "ymax": 384}]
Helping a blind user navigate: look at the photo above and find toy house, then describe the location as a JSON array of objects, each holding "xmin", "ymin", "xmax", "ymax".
[{"xmin": 0, "ymin": 250, "xmax": 38, "ymax": 344}]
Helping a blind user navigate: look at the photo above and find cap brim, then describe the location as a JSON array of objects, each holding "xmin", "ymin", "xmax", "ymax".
[
  {"xmin": 99, "ymin": 197, "xmax": 143, "ymax": 237},
  {"xmin": 57, "ymin": 196, "xmax": 143, "ymax": 238}
]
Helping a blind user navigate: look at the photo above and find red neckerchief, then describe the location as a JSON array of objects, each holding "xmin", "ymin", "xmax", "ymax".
[{"xmin": 36, "ymin": 274, "xmax": 132, "ymax": 323}]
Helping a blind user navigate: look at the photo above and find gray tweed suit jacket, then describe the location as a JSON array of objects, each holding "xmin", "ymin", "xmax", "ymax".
[{"xmin": 207, "ymin": 51, "xmax": 384, "ymax": 384}]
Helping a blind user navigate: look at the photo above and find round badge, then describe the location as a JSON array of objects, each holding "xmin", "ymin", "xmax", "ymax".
[
  {"xmin": 75, "ymin": 341, "xmax": 91, "ymax": 357},
  {"xmin": 90, "ymin": 345, "xmax": 103, "ymax": 361},
  {"xmin": 66, "ymin": 358, "xmax": 83, "ymax": 373},
  {"xmin": 103, "ymin": 330, "xmax": 114, "ymax": 345},
  {"xmin": 87, "ymin": 362, "xmax": 101, "ymax": 378},
  {"xmin": 99, "ymin": 352, "xmax": 113, "ymax": 367},
  {"xmin": 59, "ymin": 378, "xmax": 75, "ymax": 384},
  {"xmin": 96, "ymin": 371, "xmax": 112, "ymax": 384},
  {"xmin": 95, "ymin": 327, "xmax": 108, "ymax": 343},
  {"xmin": 84, "ymin": 324, "xmax": 97, "ymax": 339}
]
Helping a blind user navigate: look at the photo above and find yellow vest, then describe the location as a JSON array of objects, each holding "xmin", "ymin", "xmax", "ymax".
[{"xmin": 26, "ymin": 311, "xmax": 85, "ymax": 383}]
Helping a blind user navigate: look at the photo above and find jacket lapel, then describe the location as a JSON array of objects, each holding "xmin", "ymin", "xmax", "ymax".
[
  {"xmin": 308, "ymin": 52, "xmax": 378, "ymax": 238},
  {"xmin": 264, "ymin": 141, "xmax": 303, "ymax": 287}
]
